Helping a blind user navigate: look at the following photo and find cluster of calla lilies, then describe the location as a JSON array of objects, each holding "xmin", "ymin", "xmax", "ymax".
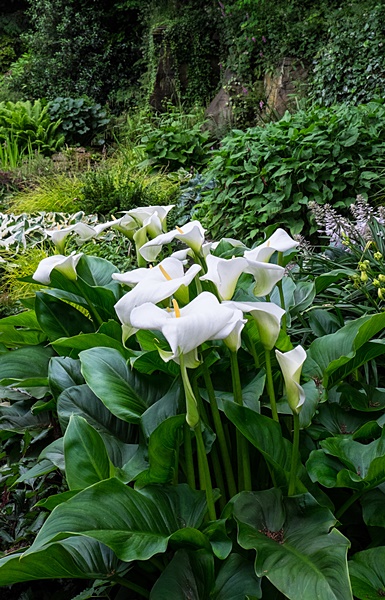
[{"xmin": 33, "ymin": 205, "xmax": 308, "ymax": 513}]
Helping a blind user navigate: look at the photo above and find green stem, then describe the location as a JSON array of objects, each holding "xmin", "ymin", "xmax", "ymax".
[
  {"xmin": 335, "ymin": 490, "xmax": 363, "ymax": 520},
  {"xmin": 195, "ymin": 424, "xmax": 217, "ymax": 521},
  {"xmin": 112, "ymin": 576, "xmax": 149, "ymax": 598},
  {"xmin": 265, "ymin": 348, "xmax": 279, "ymax": 422},
  {"xmin": 202, "ymin": 364, "xmax": 237, "ymax": 498},
  {"xmin": 277, "ymin": 251, "xmax": 287, "ymax": 333},
  {"xmin": 230, "ymin": 351, "xmax": 252, "ymax": 492},
  {"xmin": 183, "ymin": 422, "xmax": 195, "ymax": 489},
  {"xmin": 288, "ymin": 413, "xmax": 300, "ymax": 496},
  {"xmin": 244, "ymin": 328, "xmax": 260, "ymax": 368}
]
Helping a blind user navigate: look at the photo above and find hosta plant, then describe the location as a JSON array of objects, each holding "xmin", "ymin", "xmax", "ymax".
[{"xmin": 0, "ymin": 208, "xmax": 385, "ymax": 599}]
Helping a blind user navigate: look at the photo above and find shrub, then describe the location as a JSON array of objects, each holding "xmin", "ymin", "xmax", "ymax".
[
  {"xmin": 196, "ymin": 101, "xmax": 385, "ymax": 242},
  {"xmin": 80, "ymin": 162, "xmax": 179, "ymax": 216},
  {"xmin": 139, "ymin": 106, "xmax": 212, "ymax": 171},
  {"xmin": 48, "ymin": 96, "xmax": 110, "ymax": 146}
]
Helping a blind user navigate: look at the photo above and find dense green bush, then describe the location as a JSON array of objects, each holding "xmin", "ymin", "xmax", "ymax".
[
  {"xmin": 7, "ymin": 0, "xmax": 144, "ymax": 103},
  {"xmin": 196, "ymin": 101, "xmax": 385, "ymax": 242},
  {"xmin": 139, "ymin": 106, "xmax": 212, "ymax": 171},
  {"xmin": 310, "ymin": 1, "xmax": 385, "ymax": 106},
  {"xmin": 48, "ymin": 96, "xmax": 110, "ymax": 146}
]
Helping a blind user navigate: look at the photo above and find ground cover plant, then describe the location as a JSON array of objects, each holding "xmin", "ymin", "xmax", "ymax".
[{"xmin": 0, "ymin": 205, "xmax": 385, "ymax": 598}]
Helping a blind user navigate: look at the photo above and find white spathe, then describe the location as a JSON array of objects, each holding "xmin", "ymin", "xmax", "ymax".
[
  {"xmin": 224, "ymin": 300, "xmax": 285, "ymax": 350},
  {"xmin": 275, "ymin": 345, "xmax": 307, "ymax": 414},
  {"xmin": 33, "ymin": 253, "xmax": 83, "ymax": 285},
  {"xmin": 139, "ymin": 220, "xmax": 206, "ymax": 262},
  {"xmin": 244, "ymin": 259, "xmax": 285, "ymax": 296},
  {"xmin": 114, "ymin": 260, "xmax": 202, "ymax": 339},
  {"xmin": 200, "ymin": 255, "xmax": 249, "ymax": 300},
  {"xmin": 130, "ymin": 291, "xmax": 245, "ymax": 364},
  {"xmin": 244, "ymin": 228, "xmax": 299, "ymax": 263}
]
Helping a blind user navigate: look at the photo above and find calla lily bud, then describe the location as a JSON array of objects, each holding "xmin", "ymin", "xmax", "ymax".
[
  {"xmin": 224, "ymin": 300, "xmax": 285, "ymax": 350},
  {"xmin": 275, "ymin": 346, "xmax": 307, "ymax": 414},
  {"xmin": 33, "ymin": 253, "xmax": 83, "ymax": 285}
]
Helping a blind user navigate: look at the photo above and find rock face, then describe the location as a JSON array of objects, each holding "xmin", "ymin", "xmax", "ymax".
[
  {"xmin": 264, "ymin": 57, "xmax": 308, "ymax": 117},
  {"xmin": 149, "ymin": 26, "xmax": 179, "ymax": 111}
]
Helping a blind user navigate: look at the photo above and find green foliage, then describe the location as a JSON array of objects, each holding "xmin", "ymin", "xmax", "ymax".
[
  {"xmin": 1, "ymin": 222, "xmax": 385, "ymax": 597},
  {"xmin": 0, "ymin": 99, "xmax": 64, "ymax": 159},
  {"xmin": 48, "ymin": 96, "xmax": 110, "ymax": 147},
  {"xmin": 8, "ymin": 0, "xmax": 144, "ymax": 103},
  {"xmin": 310, "ymin": 1, "xmax": 385, "ymax": 106},
  {"xmin": 80, "ymin": 161, "xmax": 178, "ymax": 216},
  {"xmin": 140, "ymin": 106, "xmax": 212, "ymax": 171},
  {"xmin": 197, "ymin": 101, "xmax": 385, "ymax": 242},
  {"xmin": 9, "ymin": 173, "xmax": 83, "ymax": 213}
]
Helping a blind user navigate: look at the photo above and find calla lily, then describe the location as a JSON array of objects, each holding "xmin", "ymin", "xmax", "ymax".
[
  {"xmin": 244, "ymin": 259, "xmax": 285, "ymax": 296},
  {"xmin": 200, "ymin": 255, "xmax": 248, "ymax": 300},
  {"xmin": 114, "ymin": 258, "xmax": 202, "ymax": 340},
  {"xmin": 275, "ymin": 346, "xmax": 307, "ymax": 414},
  {"xmin": 124, "ymin": 205, "xmax": 174, "ymax": 231},
  {"xmin": 130, "ymin": 291, "xmax": 245, "ymax": 367},
  {"xmin": 139, "ymin": 221, "xmax": 206, "ymax": 262},
  {"xmin": 46, "ymin": 221, "xmax": 117, "ymax": 252},
  {"xmin": 33, "ymin": 253, "xmax": 82, "ymax": 285},
  {"xmin": 224, "ymin": 300, "xmax": 285, "ymax": 350},
  {"xmin": 244, "ymin": 228, "xmax": 299, "ymax": 263}
]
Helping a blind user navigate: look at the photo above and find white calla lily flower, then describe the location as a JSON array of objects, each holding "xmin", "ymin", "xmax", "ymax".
[
  {"xmin": 200, "ymin": 255, "xmax": 248, "ymax": 300},
  {"xmin": 33, "ymin": 253, "xmax": 83, "ymax": 285},
  {"xmin": 139, "ymin": 220, "xmax": 206, "ymax": 262},
  {"xmin": 244, "ymin": 259, "xmax": 285, "ymax": 296},
  {"xmin": 275, "ymin": 346, "xmax": 307, "ymax": 414},
  {"xmin": 123, "ymin": 205, "xmax": 174, "ymax": 230},
  {"xmin": 114, "ymin": 259, "xmax": 202, "ymax": 340},
  {"xmin": 130, "ymin": 291, "xmax": 245, "ymax": 365},
  {"xmin": 224, "ymin": 300, "xmax": 285, "ymax": 350},
  {"xmin": 244, "ymin": 228, "xmax": 299, "ymax": 263},
  {"xmin": 46, "ymin": 220, "xmax": 118, "ymax": 252}
]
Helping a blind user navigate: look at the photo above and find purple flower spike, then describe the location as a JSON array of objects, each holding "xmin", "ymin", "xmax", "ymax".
[
  {"xmin": 259, "ymin": 100, "xmax": 264, "ymax": 109},
  {"xmin": 251, "ymin": 36, "xmax": 256, "ymax": 42},
  {"xmin": 242, "ymin": 87, "xmax": 248, "ymax": 95},
  {"xmin": 262, "ymin": 35, "xmax": 267, "ymax": 43}
]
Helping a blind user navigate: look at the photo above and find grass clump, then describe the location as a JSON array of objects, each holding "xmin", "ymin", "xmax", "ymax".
[{"xmin": 8, "ymin": 173, "xmax": 83, "ymax": 214}]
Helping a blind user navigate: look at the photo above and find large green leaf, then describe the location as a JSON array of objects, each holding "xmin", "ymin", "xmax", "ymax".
[
  {"xmin": 0, "ymin": 345, "xmax": 53, "ymax": 379},
  {"xmin": 53, "ymin": 332, "xmax": 130, "ymax": 359},
  {"xmin": 232, "ymin": 488, "xmax": 352, "ymax": 600},
  {"xmin": 136, "ymin": 414, "xmax": 184, "ymax": 486},
  {"xmin": 349, "ymin": 547, "xmax": 385, "ymax": 599},
  {"xmin": 361, "ymin": 485, "xmax": 385, "ymax": 527},
  {"xmin": 64, "ymin": 415, "xmax": 112, "ymax": 490},
  {"xmin": 27, "ymin": 481, "xmax": 209, "ymax": 561},
  {"xmin": 150, "ymin": 550, "xmax": 262, "ymax": 600},
  {"xmin": 0, "ymin": 309, "xmax": 46, "ymax": 347},
  {"xmin": 80, "ymin": 347, "xmax": 167, "ymax": 423},
  {"xmin": 0, "ymin": 399, "xmax": 51, "ymax": 434},
  {"xmin": 35, "ymin": 292, "xmax": 94, "ymax": 341},
  {"xmin": 0, "ymin": 537, "xmax": 129, "ymax": 585},
  {"xmin": 304, "ymin": 312, "xmax": 385, "ymax": 387},
  {"xmin": 57, "ymin": 384, "xmax": 135, "ymax": 467},
  {"xmin": 307, "ymin": 428, "xmax": 385, "ymax": 490},
  {"xmin": 48, "ymin": 356, "xmax": 84, "ymax": 401}
]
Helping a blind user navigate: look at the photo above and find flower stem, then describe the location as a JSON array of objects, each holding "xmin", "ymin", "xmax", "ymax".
[
  {"xmin": 335, "ymin": 490, "xmax": 363, "ymax": 520},
  {"xmin": 194, "ymin": 423, "xmax": 217, "ymax": 521},
  {"xmin": 288, "ymin": 413, "xmax": 300, "ymax": 496},
  {"xmin": 230, "ymin": 351, "xmax": 252, "ymax": 492},
  {"xmin": 112, "ymin": 576, "xmax": 149, "ymax": 597},
  {"xmin": 277, "ymin": 252, "xmax": 287, "ymax": 333},
  {"xmin": 265, "ymin": 348, "xmax": 279, "ymax": 422},
  {"xmin": 183, "ymin": 422, "xmax": 195, "ymax": 489},
  {"xmin": 202, "ymin": 363, "xmax": 237, "ymax": 498},
  {"xmin": 74, "ymin": 280, "xmax": 103, "ymax": 328}
]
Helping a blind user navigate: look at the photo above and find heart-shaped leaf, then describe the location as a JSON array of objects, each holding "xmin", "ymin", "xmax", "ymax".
[{"xmin": 349, "ymin": 547, "xmax": 385, "ymax": 599}]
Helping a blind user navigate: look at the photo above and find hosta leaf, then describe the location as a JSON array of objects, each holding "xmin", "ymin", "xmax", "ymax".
[
  {"xmin": 80, "ymin": 347, "xmax": 167, "ymax": 423},
  {"xmin": 64, "ymin": 415, "xmax": 112, "ymax": 490},
  {"xmin": 27, "ymin": 480, "xmax": 208, "ymax": 562},
  {"xmin": 349, "ymin": 548, "xmax": 385, "ymax": 600},
  {"xmin": 233, "ymin": 488, "xmax": 352, "ymax": 600},
  {"xmin": 0, "ymin": 538, "xmax": 129, "ymax": 585}
]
